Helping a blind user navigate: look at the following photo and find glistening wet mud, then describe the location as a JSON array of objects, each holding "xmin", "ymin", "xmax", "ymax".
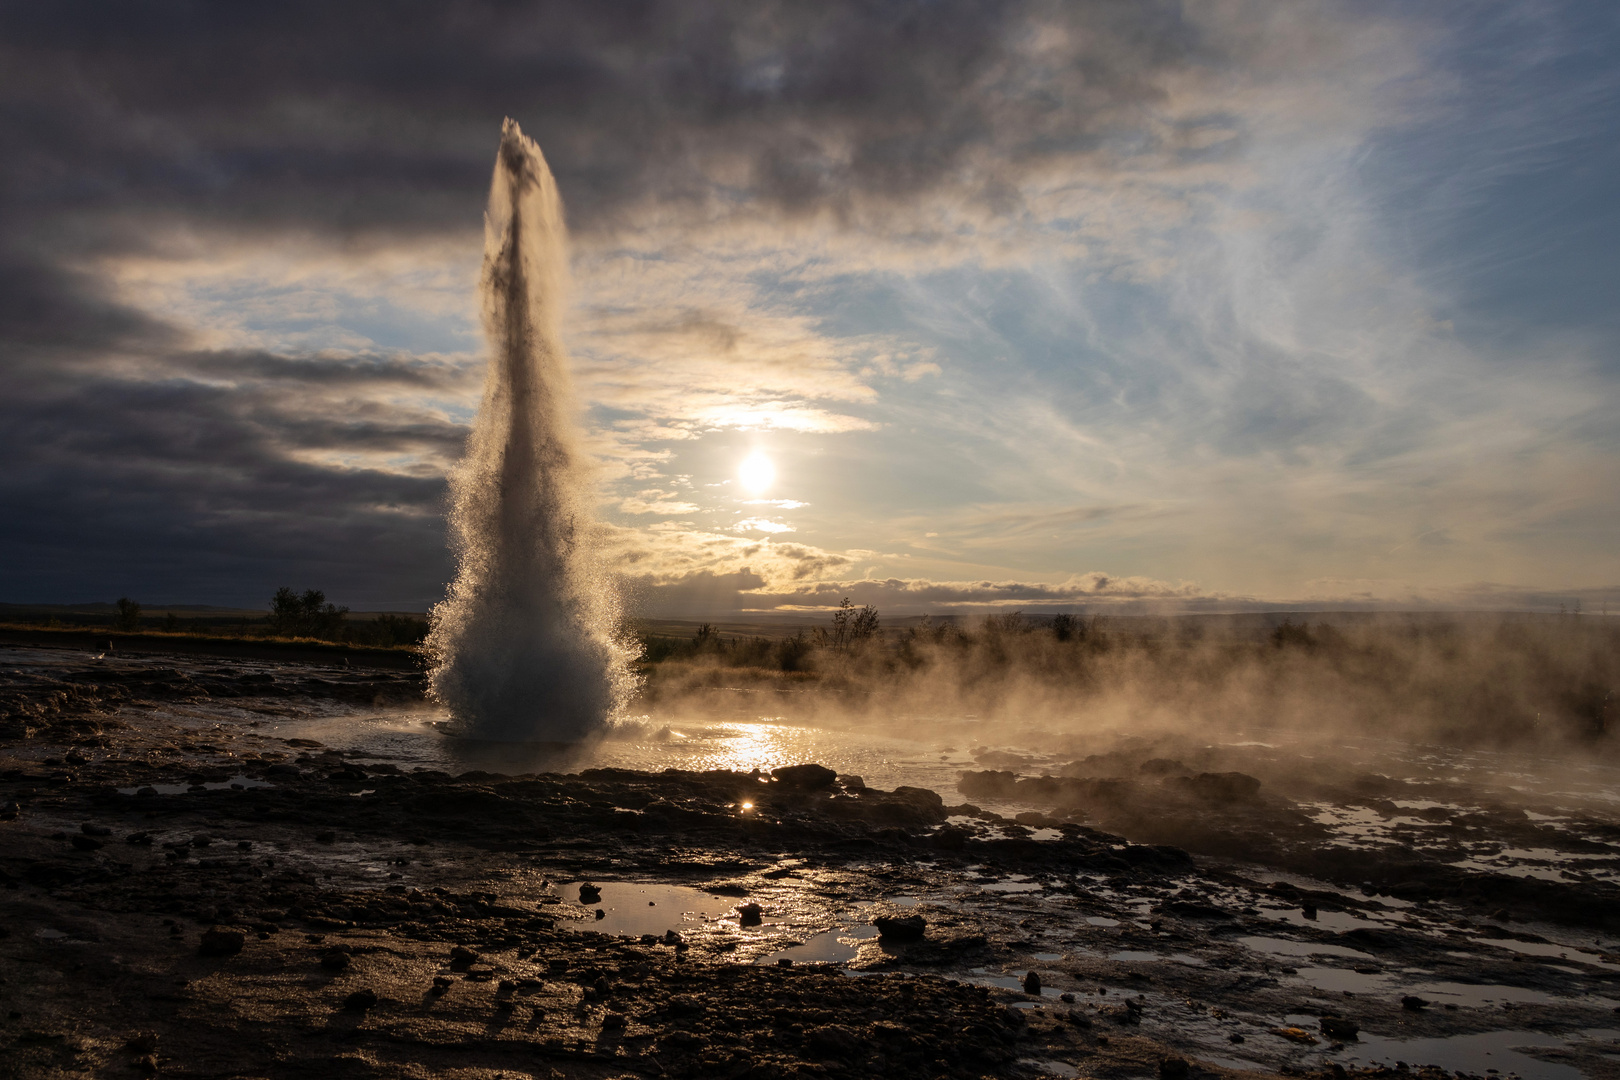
[{"xmin": 3, "ymin": 645, "xmax": 1620, "ymax": 1079}]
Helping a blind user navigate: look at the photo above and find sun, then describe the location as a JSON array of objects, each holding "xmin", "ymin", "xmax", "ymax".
[{"xmin": 738, "ymin": 451, "xmax": 775, "ymax": 496}]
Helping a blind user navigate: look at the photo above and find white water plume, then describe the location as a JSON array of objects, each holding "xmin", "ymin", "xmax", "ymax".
[{"xmin": 426, "ymin": 119, "xmax": 636, "ymax": 742}]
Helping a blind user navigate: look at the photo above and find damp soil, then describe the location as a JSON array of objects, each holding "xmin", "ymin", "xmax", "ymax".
[{"xmin": 3, "ymin": 645, "xmax": 1620, "ymax": 1080}]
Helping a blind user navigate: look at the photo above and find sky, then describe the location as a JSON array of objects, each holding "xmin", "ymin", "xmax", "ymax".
[{"xmin": 1, "ymin": 0, "xmax": 1617, "ymax": 618}]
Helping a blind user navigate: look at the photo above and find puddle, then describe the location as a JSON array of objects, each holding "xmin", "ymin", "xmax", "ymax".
[
  {"xmin": 1290, "ymin": 1017, "xmax": 1593, "ymax": 1080},
  {"xmin": 1107, "ymin": 950, "xmax": 1207, "ymax": 966},
  {"xmin": 757, "ymin": 925, "xmax": 880, "ymax": 965},
  {"xmin": 1289, "ymin": 965, "xmax": 1393, "ymax": 994},
  {"xmin": 117, "ymin": 774, "xmax": 273, "ymax": 795},
  {"xmin": 968, "ymin": 968, "xmax": 1068, "ymax": 997},
  {"xmin": 1238, "ymin": 935, "xmax": 1370, "ymax": 960},
  {"xmin": 552, "ymin": 881, "xmax": 739, "ymax": 937},
  {"xmin": 1472, "ymin": 936, "xmax": 1620, "ymax": 971},
  {"xmin": 977, "ymin": 881, "xmax": 1044, "ymax": 894},
  {"xmin": 1261, "ymin": 907, "xmax": 1391, "ymax": 933},
  {"xmin": 1287, "ymin": 966, "xmax": 1591, "ymax": 1006},
  {"xmin": 1085, "ymin": 916, "xmax": 1120, "ymax": 927}
]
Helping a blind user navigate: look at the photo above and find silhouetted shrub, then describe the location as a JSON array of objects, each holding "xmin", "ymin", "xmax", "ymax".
[
  {"xmin": 776, "ymin": 630, "xmax": 812, "ymax": 672},
  {"xmin": 113, "ymin": 597, "xmax": 141, "ymax": 632}
]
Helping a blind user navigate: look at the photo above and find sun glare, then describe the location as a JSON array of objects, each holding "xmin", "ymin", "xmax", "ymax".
[{"xmin": 738, "ymin": 451, "xmax": 775, "ymax": 496}]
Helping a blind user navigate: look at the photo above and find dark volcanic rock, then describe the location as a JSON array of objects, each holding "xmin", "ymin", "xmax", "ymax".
[
  {"xmin": 1160, "ymin": 771, "xmax": 1263, "ymax": 802},
  {"xmin": 957, "ymin": 770, "xmax": 1019, "ymax": 799},
  {"xmin": 343, "ymin": 988, "xmax": 379, "ymax": 1012},
  {"xmin": 771, "ymin": 762, "xmax": 838, "ymax": 789},
  {"xmin": 198, "ymin": 927, "xmax": 245, "ymax": 957},
  {"xmin": 875, "ymin": 915, "xmax": 927, "ymax": 941},
  {"xmin": 807, "ymin": 1023, "xmax": 863, "ymax": 1056}
]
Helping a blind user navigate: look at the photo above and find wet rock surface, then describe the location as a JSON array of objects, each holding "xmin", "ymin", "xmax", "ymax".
[{"xmin": 3, "ymin": 644, "xmax": 1620, "ymax": 1079}]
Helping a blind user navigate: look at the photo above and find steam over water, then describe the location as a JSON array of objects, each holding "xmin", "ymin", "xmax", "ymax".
[{"xmin": 426, "ymin": 119, "xmax": 634, "ymax": 742}]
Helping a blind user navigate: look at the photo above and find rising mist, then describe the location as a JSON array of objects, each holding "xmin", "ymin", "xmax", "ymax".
[{"xmin": 636, "ymin": 611, "xmax": 1617, "ymax": 753}]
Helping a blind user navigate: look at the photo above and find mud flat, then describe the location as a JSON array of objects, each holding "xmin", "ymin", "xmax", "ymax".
[{"xmin": 3, "ymin": 645, "xmax": 1620, "ymax": 1079}]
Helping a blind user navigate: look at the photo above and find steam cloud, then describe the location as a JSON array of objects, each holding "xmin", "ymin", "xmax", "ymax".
[{"xmin": 426, "ymin": 121, "xmax": 636, "ymax": 742}]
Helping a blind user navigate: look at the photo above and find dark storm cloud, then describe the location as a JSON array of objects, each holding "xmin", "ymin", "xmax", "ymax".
[
  {"xmin": 0, "ymin": 329, "xmax": 469, "ymax": 604},
  {"xmin": 0, "ymin": 0, "xmax": 1207, "ymax": 243},
  {"xmin": 0, "ymin": 0, "xmax": 1216, "ymax": 604}
]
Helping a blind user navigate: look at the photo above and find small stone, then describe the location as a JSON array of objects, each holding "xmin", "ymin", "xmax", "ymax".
[
  {"xmin": 124, "ymin": 1032, "xmax": 159, "ymax": 1054},
  {"xmin": 578, "ymin": 883, "xmax": 602, "ymax": 904},
  {"xmin": 1022, "ymin": 971, "xmax": 1042, "ymax": 995},
  {"xmin": 71, "ymin": 834, "xmax": 103, "ymax": 851},
  {"xmin": 1228, "ymin": 1033, "xmax": 1245, "ymax": 1044},
  {"xmin": 1401, "ymin": 995, "xmax": 1429, "ymax": 1011},
  {"xmin": 198, "ymin": 927, "xmax": 245, "ymax": 957},
  {"xmin": 1159, "ymin": 1058, "xmax": 1190, "ymax": 1080},
  {"xmin": 190, "ymin": 834, "xmax": 212, "ymax": 847},
  {"xmin": 1320, "ymin": 1016, "xmax": 1359, "ymax": 1039},
  {"xmin": 594, "ymin": 908, "xmax": 605, "ymax": 920},
  {"xmin": 343, "ymin": 989, "xmax": 378, "ymax": 1012},
  {"xmin": 80, "ymin": 822, "xmax": 112, "ymax": 837},
  {"xmin": 737, "ymin": 902, "xmax": 763, "ymax": 926},
  {"xmin": 602, "ymin": 1011, "xmax": 627, "ymax": 1029},
  {"xmin": 320, "ymin": 950, "xmax": 350, "ymax": 971}
]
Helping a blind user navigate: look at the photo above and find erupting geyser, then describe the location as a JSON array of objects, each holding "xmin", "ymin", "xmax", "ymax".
[{"xmin": 426, "ymin": 119, "xmax": 635, "ymax": 742}]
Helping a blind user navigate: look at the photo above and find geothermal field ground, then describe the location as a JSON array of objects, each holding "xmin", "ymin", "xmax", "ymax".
[{"xmin": 2, "ymin": 639, "xmax": 1619, "ymax": 1080}]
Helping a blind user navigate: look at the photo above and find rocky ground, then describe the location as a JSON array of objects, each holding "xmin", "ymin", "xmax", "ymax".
[{"xmin": 3, "ymin": 646, "xmax": 1620, "ymax": 1080}]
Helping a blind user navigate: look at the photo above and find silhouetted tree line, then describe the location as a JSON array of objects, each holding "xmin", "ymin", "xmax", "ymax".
[
  {"xmin": 269, "ymin": 587, "xmax": 348, "ymax": 637},
  {"xmin": 94, "ymin": 591, "xmax": 428, "ymax": 648},
  {"xmin": 266, "ymin": 588, "xmax": 428, "ymax": 646}
]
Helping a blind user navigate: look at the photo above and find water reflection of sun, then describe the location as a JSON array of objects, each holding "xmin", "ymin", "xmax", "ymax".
[{"xmin": 689, "ymin": 723, "xmax": 787, "ymax": 773}]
